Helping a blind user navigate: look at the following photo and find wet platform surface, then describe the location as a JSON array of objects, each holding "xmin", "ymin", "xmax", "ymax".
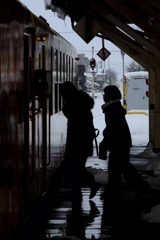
[{"xmin": 15, "ymin": 146, "xmax": 160, "ymax": 240}]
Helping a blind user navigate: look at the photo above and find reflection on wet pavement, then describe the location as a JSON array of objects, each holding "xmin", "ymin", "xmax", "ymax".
[
  {"xmin": 34, "ymin": 146, "xmax": 160, "ymax": 239},
  {"xmin": 39, "ymin": 187, "xmax": 105, "ymax": 239}
]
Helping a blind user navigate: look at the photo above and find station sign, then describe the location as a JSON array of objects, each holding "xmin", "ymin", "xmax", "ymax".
[{"xmin": 97, "ymin": 47, "xmax": 111, "ymax": 61}]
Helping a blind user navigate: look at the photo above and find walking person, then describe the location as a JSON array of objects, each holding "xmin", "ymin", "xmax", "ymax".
[
  {"xmin": 99, "ymin": 85, "xmax": 150, "ymax": 197},
  {"xmin": 60, "ymin": 81, "xmax": 100, "ymax": 200}
]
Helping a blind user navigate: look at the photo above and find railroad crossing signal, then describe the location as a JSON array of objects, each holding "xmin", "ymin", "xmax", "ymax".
[
  {"xmin": 121, "ymin": 76, "xmax": 129, "ymax": 84},
  {"xmin": 97, "ymin": 47, "xmax": 111, "ymax": 61},
  {"xmin": 146, "ymin": 78, "xmax": 149, "ymax": 97},
  {"xmin": 90, "ymin": 58, "xmax": 96, "ymax": 70}
]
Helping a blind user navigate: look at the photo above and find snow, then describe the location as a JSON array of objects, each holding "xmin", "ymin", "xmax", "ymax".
[
  {"xmin": 141, "ymin": 204, "xmax": 160, "ymax": 223},
  {"xmin": 90, "ymin": 92, "xmax": 160, "ymax": 223},
  {"xmin": 54, "ymin": 91, "xmax": 160, "ymax": 224},
  {"xmin": 47, "ymin": 89, "xmax": 160, "ymax": 227},
  {"xmin": 125, "ymin": 71, "xmax": 148, "ymax": 79},
  {"xmin": 92, "ymin": 92, "xmax": 149, "ymax": 146}
]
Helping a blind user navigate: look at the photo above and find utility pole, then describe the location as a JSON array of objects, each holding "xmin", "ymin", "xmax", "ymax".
[
  {"xmin": 92, "ymin": 47, "xmax": 95, "ymax": 98},
  {"xmin": 121, "ymin": 50, "xmax": 127, "ymax": 109},
  {"xmin": 121, "ymin": 50, "xmax": 125, "ymax": 77},
  {"xmin": 90, "ymin": 47, "xmax": 96, "ymax": 99}
]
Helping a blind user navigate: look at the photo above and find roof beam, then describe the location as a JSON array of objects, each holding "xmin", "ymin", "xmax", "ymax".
[
  {"xmin": 98, "ymin": 29, "xmax": 153, "ymax": 71},
  {"xmin": 98, "ymin": 20, "xmax": 160, "ymax": 68},
  {"xmin": 130, "ymin": 0, "xmax": 160, "ymax": 23},
  {"xmin": 90, "ymin": 1, "xmax": 160, "ymax": 60},
  {"xmin": 147, "ymin": 0, "xmax": 160, "ymax": 11},
  {"xmin": 104, "ymin": 0, "xmax": 160, "ymax": 43}
]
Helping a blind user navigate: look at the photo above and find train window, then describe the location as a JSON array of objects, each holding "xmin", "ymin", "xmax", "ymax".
[
  {"xmin": 38, "ymin": 54, "xmax": 41, "ymax": 69},
  {"xmin": 49, "ymin": 47, "xmax": 53, "ymax": 115},
  {"xmin": 33, "ymin": 69, "xmax": 51, "ymax": 97},
  {"xmin": 56, "ymin": 50, "xmax": 58, "ymax": 83},
  {"xmin": 58, "ymin": 52, "xmax": 62, "ymax": 110},
  {"xmin": 54, "ymin": 50, "xmax": 58, "ymax": 113},
  {"xmin": 57, "ymin": 51, "xmax": 60, "ymax": 113},
  {"xmin": 63, "ymin": 53, "xmax": 66, "ymax": 82},
  {"xmin": 42, "ymin": 45, "xmax": 46, "ymax": 70},
  {"xmin": 71, "ymin": 58, "xmax": 74, "ymax": 82},
  {"xmin": 59, "ymin": 83, "xmax": 62, "ymax": 111},
  {"xmin": 47, "ymin": 46, "xmax": 52, "ymax": 72},
  {"xmin": 66, "ymin": 55, "xmax": 69, "ymax": 81},
  {"xmin": 60, "ymin": 52, "xmax": 62, "ymax": 82},
  {"xmin": 68, "ymin": 56, "xmax": 70, "ymax": 81},
  {"xmin": 53, "ymin": 49, "xmax": 58, "ymax": 80},
  {"xmin": 54, "ymin": 83, "xmax": 58, "ymax": 113}
]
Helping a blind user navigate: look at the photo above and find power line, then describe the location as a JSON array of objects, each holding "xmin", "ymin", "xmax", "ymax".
[
  {"xmin": 77, "ymin": 49, "xmax": 120, "ymax": 53},
  {"xmin": 59, "ymin": 31, "xmax": 74, "ymax": 33}
]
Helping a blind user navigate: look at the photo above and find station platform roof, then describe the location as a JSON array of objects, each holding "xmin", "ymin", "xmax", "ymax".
[{"xmin": 44, "ymin": 0, "xmax": 160, "ymax": 71}]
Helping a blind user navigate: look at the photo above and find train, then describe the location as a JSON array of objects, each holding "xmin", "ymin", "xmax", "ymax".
[{"xmin": 0, "ymin": 1, "xmax": 78, "ymax": 239}]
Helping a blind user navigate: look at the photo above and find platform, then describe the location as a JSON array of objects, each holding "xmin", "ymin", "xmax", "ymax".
[{"xmin": 13, "ymin": 146, "xmax": 160, "ymax": 240}]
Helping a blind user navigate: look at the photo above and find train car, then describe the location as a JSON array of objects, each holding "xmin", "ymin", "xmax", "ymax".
[
  {"xmin": 0, "ymin": 1, "xmax": 77, "ymax": 239},
  {"xmin": 125, "ymin": 71, "xmax": 149, "ymax": 111}
]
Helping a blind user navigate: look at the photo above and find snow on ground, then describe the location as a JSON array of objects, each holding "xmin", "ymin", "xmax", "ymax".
[
  {"xmin": 91, "ymin": 92, "xmax": 160, "ymax": 223},
  {"xmin": 141, "ymin": 204, "xmax": 160, "ymax": 223},
  {"xmin": 92, "ymin": 92, "xmax": 149, "ymax": 146}
]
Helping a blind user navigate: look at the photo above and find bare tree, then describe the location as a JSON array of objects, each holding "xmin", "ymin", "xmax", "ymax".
[
  {"xmin": 125, "ymin": 60, "xmax": 146, "ymax": 72},
  {"xmin": 105, "ymin": 68, "xmax": 118, "ymax": 84}
]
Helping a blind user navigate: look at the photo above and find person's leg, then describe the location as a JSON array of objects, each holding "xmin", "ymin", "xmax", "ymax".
[
  {"xmin": 78, "ymin": 154, "xmax": 100, "ymax": 199},
  {"xmin": 107, "ymin": 151, "xmax": 121, "ymax": 193},
  {"xmin": 121, "ymin": 149, "xmax": 150, "ymax": 191}
]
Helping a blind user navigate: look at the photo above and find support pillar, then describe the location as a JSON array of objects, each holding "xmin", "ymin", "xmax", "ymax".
[
  {"xmin": 154, "ymin": 67, "xmax": 160, "ymax": 150},
  {"xmin": 148, "ymin": 69, "xmax": 155, "ymax": 144}
]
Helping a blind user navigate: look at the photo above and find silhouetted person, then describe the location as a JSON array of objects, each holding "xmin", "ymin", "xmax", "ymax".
[
  {"xmin": 67, "ymin": 199, "xmax": 100, "ymax": 239},
  {"xmin": 99, "ymin": 85, "xmax": 150, "ymax": 197},
  {"xmin": 60, "ymin": 81, "xmax": 100, "ymax": 199}
]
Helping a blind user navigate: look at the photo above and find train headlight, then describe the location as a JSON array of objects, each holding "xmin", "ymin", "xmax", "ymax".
[{"xmin": 36, "ymin": 35, "xmax": 47, "ymax": 41}]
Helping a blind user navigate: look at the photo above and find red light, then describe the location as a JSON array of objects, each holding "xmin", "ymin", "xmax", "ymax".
[
  {"xmin": 90, "ymin": 58, "xmax": 96, "ymax": 70},
  {"xmin": 146, "ymin": 91, "xmax": 149, "ymax": 97}
]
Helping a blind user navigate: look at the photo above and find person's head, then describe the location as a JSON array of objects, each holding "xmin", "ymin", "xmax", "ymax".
[
  {"xmin": 60, "ymin": 81, "xmax": 78, "ymax": 100},
  {"xmin": 103, "ymin": 85, "xmax": 122, "ymax": 103}
]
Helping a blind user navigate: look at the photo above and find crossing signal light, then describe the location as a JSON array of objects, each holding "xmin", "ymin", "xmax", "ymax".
[
  {"xmin": 146, "ymin": 91, "xmax": 149, "ymax": 97},
  {"xmin": 90, "ymin": 58, "xmax": 96, "ymax": 70},
  {"xmin": 146, "ymin": 79, "xmax": 149, "ymax": 97}
]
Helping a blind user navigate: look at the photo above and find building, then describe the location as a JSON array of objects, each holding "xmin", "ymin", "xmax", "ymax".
[{"xmin": 77, "ymin": 54, "xmax": 90, "ymax": 91}]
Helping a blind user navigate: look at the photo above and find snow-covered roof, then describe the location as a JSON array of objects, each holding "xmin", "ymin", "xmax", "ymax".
[{"xmin": 125, "ymin": 71, "xmax": 148, "ymax": 79}]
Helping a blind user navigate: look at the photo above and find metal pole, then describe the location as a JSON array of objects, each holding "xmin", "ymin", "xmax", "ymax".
[
  {"xmin": 123, "ymin": 82, "xmax": 127, "ymax": 109},
  {"xmin": 92, "ymin": 47, "xmax": 95, "ymax": 98},
  {"xmin": 121, "ymin": 50, "xmax": 125, "ymax": 77},
  {"xmin": 121, "ymin": 50, "xmax": 126, "ymax": 108}
]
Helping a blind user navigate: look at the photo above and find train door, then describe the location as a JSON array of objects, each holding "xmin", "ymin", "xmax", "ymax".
[
  {"xmin": 23, "ymin": 28, "xmax": 36, "ymax": 216},
  {"xmin": 35, "ymin": 44, "xmax": 52, "ymax": 190},
  {"xmin": 41, "ymin": 45, "xmax": 47, "ymax": 189},
  {"xmin": 33, "ymin": 40, "xmax": 53, "ymax": 194}
]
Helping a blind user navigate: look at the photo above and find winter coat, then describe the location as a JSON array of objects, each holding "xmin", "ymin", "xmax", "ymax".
[
  {"xmin": 100, "ymin": 100, "xmax": 132, "ymax": 152},
  {"xmin": 63, "ymin": 90, "xmax": 95, "ymax": 158}
]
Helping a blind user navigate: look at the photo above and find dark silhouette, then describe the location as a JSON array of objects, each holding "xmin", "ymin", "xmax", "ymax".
[
  {"xmin": 99, "ymin": 85, "xmax": 150, "ymax": 196},
  {"xmin": 67, "ymin": 199, "xmax": 100, "ymax": 239},
  {"xmin": 60, "ymin": 81, "xmax": 100, "ymax": 199}
]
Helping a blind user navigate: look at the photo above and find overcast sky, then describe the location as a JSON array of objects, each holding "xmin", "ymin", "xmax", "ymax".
[{"xmin": 20, "ymin": 0, "xmax": 133, "ymax": 79}]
